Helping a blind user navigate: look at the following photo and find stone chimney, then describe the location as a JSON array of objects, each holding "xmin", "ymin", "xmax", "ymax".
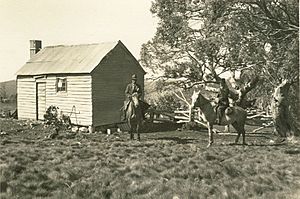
[{"xmin": 30, "ymin": 40, "xmax": 42, "ymax": 58}]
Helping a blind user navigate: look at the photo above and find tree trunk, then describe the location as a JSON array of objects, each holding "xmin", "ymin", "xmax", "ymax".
[
  {"xmin": 222, "ymin": 76, "xmax": 259, "ymax": 133},
  {"xmin": 271, "ymin": 79, "xmax": 298, "ymax": 137},
  {"xmin": 227, "ymin": 76, "xmax": 259, "ymax": 108}
]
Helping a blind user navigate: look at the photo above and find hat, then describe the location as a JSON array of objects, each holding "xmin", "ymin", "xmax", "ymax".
[{"xmin": 131, "ymin": 74, "xmax": 137, "ymax": 80}]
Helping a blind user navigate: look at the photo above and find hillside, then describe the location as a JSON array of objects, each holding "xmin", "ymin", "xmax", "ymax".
[{"xmin": 0, "ymin": 79, "xmax": 16, "ymax": 100}]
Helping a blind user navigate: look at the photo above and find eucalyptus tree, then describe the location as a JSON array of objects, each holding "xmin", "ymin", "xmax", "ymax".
[{"xmin": 141, "ymin": 0, "xmax": 299, "ymax": 134}]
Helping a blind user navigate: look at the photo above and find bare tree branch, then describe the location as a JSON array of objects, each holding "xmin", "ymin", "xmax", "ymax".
[{"xmin": 174, "ymin": 91, "xmax": 191, "ymax": 107}]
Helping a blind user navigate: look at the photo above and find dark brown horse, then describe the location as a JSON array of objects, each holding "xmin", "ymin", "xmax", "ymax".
[
  {"xmin": 126, "ymin": 92, "xmax": 143, "ymax": 141},
  {"xmin": 191, "ymin": 91, "xmax": 247, "ymax": 147}
]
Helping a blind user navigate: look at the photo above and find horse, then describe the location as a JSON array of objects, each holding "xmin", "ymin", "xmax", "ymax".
[
  {"xmin": 126, "ymin": 92, "xmax": 143, "ymax": 141},
  {"xmin": 191, "ymin": 90, "xmax": 247, "ymax": 147}
]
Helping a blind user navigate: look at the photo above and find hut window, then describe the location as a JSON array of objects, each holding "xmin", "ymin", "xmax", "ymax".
[{"xmin": 56, "ymin": 78, "xmax": 67, "ymax": 92}]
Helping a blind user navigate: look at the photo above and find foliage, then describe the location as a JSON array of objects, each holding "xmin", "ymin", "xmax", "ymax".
[
  {"xmin": 44, "ymin": 105, "xmax": 71, "ymax": 132},
  {"xmin": 146, "ymin": 90, "xmax": 184, "ymax": 113},
  {"xmin": 141, "ymin": 0, "xmax": 298, "ymax": 116},
  {"xmin": 155, "ymin": 92, "xmax": 184, "ymax": 113},
  {"xmin": 145, "ymin": 80, "xmax": 185, "ymax": 112},
  {"xmin": 44, "ymin": 106, "xmax": 60, "ymax": 125}
]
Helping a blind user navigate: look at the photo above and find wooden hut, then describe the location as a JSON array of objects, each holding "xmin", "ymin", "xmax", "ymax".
[{"xmin": 16, "ymin": 40, "xmax": 145, "ymax": 128}]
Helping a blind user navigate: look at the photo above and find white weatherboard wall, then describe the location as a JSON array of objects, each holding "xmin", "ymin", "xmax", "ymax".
[
  {"xmin": 17, "ymin": 76, "xmax": 36, "ymax": 119},
  {"xmin": 17, "ymin": 74, "xmax": 93, "ymax": 126},
  {"xmin": 46, "ymin": 75, "xmax": 92, "ymax": 126}
]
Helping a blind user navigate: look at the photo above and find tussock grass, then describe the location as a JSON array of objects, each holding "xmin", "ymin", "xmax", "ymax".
[{"xmin": 1, "ymin": 118, "xmax": 300, "ymax": 198}]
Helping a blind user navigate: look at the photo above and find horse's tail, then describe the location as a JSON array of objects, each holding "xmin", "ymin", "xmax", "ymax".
[{"xmin": 225, "ymin": 107, "xmax": 234, "ymax": 115}]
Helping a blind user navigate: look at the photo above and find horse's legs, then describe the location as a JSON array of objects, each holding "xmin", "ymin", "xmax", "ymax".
[
  {"xmin": 224, "ymin": 125, "xmax": 230, "ymax": 133},
  {"xmin": 207, "ymin": 122, "xmax": 214, "ymax": 147},
  {"xmin": 137, "ymin": 123, "xmax": 140, "ymax": 141},
  {"xmin": 232, "ymin": 122, "xmax": 246, "ymax": 145},
  {"xmin": 231, "ymin": 122, "xmax": 241, "ymax": 143},
  {"xmin": 241, "ymin": 127, "xmax": 246, "ymax": 145},
  {"xmin": 129, "ymin": 121, "xmax": 134, "ymax": 140},
  {"xmin": 130, "ymin": 128, "xmax": 134, "ymax": 140},
  {"xmin": 235, "ymin": 132, "xmax": 241, "ymax": 144}
]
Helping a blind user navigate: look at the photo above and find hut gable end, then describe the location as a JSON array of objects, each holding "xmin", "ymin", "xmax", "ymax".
[{"xmin": 91, "ymin": 42, "xmax": 145, "ymax": 126}]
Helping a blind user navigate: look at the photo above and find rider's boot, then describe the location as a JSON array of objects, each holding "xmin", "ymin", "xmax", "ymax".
[
  {"xmin": 122, "ymin": 110, "xmax": 126, "ymax": 121},
  {"xmin": 216, "ymin": 111, "xmax": 221, "ymax": 125}
]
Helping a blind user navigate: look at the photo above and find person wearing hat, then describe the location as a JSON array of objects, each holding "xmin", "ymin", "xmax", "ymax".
[
  {"xmin": 125, "ymin": 74, "xmax": 142, "ymax": 100},
  {"xmin": 122, "ymin": 74, "xmax": 149, "ymax": 121}
]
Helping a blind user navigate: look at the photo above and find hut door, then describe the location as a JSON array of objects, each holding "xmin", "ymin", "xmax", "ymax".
[{"xmin": 36, "ymin": 82, "xmax": 46, "ymax": 120}]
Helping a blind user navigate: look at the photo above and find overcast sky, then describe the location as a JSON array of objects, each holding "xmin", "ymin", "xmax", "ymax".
[{"xmin": 0, "ymin": 0, "xmax": 157, "ymax": 82}]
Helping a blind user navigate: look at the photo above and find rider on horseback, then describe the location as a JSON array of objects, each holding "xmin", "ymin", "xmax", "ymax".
[
  {"xmin": 215, "ymin": 78, "xmax": 230, "ymax": 125},
  {"xmin": 122, "ymin": 74, "xmax": 149, "ymax": 121}
]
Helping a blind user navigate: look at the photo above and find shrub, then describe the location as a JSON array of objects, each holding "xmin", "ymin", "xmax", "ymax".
[
  {"xmin": 44, "ymin": 106, "xmax": 71, "ymax": 132},
  {"xmin": 44, "ymin": 106, "xmax": 60, "ymax": 125}
]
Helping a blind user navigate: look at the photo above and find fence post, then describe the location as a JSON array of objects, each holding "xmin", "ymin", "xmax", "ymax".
[
  {"xmin": 188, "ymin": 106, "xmax": 192, "ymax": 122},
  {"xmin": 149, "ymin": 109, "xmax": 154, "ymax": 123}
]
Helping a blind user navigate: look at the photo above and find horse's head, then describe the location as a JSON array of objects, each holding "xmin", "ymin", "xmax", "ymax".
[
  {"xmin": 191, "ymin": 90, "xmax": 208, "ymax": 108},
  {"xmin": 131, "ymin": 92, "xmax": 140, "ymax": 108},
  {"xmin": 126, "ymin": 92, "xmax": 142, "ymax": 122}
]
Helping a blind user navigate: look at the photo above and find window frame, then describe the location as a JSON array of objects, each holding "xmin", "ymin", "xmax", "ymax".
[{"xmin": 56, "ymin": 77, "xmax": 67, "ymax": 93}]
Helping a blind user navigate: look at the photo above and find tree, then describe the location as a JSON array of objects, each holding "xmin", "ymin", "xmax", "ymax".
[
  {"xmin": 271, "ymin": 79, "xmax": 299, "ymax": 137},
  {"xmin": 141, "ymin": 0, "xmax": 299, "ymax": 128},
  {"xmin": 141, "ymin": 0, "xmax": 269, "ymax": 104}
]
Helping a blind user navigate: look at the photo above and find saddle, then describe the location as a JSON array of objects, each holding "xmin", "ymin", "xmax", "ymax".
[
  {"xmin": 214, "ymin": 104, "xmax": 229, "ymax": 125},
  {"xmin": 124, "ymin": 100, "xmax": 150, "ymax": 112}
]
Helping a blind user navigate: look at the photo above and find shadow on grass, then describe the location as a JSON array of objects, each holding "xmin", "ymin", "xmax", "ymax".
[
  {"xmin": 222, "ymin": 142, "xmax": 288, "ymax": 147},
  {"xmin": 154, "ymin": 136, "xmax": 196, "ymax": 144},
  {"xmin": 249, "ymin": 143, "xmax": 288, "ymax": 147},
  {"xmin": 216, "ymin": 133, "xmax": 273, "ymax": 140},
  {"xmin": 284, "ymin": 149, "xmax": 300, "ymax": 155},
  {"xmin": 141, "ymin": 122, "xmax": 182, "ymax": 133}
]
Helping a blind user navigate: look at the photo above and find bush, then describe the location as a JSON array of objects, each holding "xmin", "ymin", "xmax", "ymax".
[
  {"xmin": 154, "ymin": 92, "xmax": 185, "ymax": 113},
  {"xmin": 44, "ymin": 106, "xmax": 71, "ymax": 132},
  {"xmin": 145, "ymin": 80, "xmax": 187, "ymax": 113},
  {"xmin": 44, "ymin": 106, "xmax": 60, "ymax": 125}
]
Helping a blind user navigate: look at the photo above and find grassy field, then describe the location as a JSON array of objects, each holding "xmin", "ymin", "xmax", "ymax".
[{"xmin": 1, "ymin": 118, "xmax": 300, "ymax": 199}]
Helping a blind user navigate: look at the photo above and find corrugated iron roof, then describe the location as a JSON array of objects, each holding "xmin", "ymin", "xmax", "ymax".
[{"xmin": 16, "ymin": 41, "xmax": 121, "ymax": 76}]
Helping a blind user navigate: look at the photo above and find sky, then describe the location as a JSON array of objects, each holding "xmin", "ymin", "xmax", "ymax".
[{"xmin": 0, "ymin": 0, "xmax": 158, "ymax": 82}]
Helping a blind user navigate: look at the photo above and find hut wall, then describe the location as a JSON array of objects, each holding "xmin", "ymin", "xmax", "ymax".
[
  {"xmin": 45, "ymin": 74, "xmax": 93, "ymax": 126},
  {"xmin": 91, "ymin": 45, "xmax": 144, "ymax": 127},
  {"xmin": 17, "ymin": 76, "xmax": 36, "ymax": 119}
]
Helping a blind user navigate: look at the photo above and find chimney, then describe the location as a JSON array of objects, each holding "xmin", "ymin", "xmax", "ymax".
[{"xmin": 30, "ymin": 40, "xmax": 42, "ymax": 58}]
